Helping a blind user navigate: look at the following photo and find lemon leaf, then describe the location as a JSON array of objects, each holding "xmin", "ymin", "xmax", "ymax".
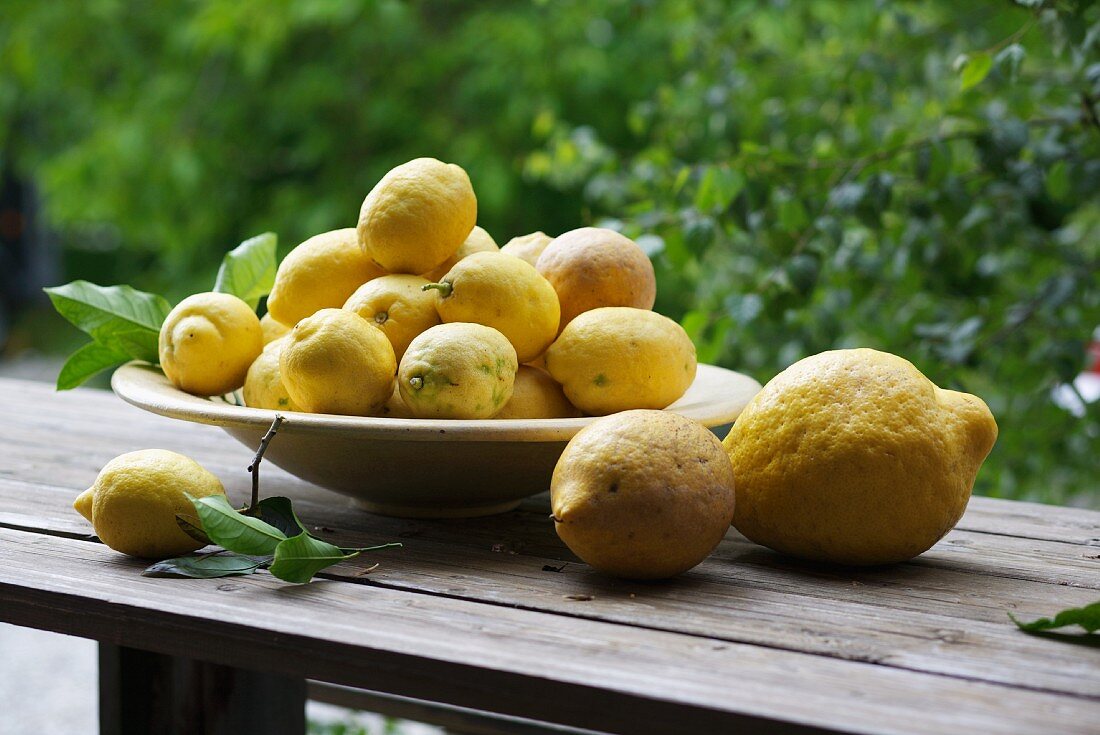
[
  {"xmin": 1010, "ymin": 601, "xmax": 1100, "ymax": 634},
  {"xmin": 44, "ymin": 281, "xmax": 172, "ymax": 363},
  {"xmin": 143, "ymin": 551, "xmax": 270, "ymax": 579},
  {"xmin": 214, "ymin": 232, "xmax": 277, "ymax": 310},
  {"xmin": 56, "ymin": 340, "xmax": 130, "ymax": 390},
  {"xmin": 268, "ymin": 532, "xmax": 356, "ymax": 584},
  {"xmin": 256, "ymin": 496, "xmax": 307, "ymax": 538},
  {"xmin": 190, "ymin": 494, "xmax": 287, "ymax": 556}
]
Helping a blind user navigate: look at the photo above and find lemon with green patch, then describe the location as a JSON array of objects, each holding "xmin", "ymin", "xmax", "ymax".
[
  {"xmin": 398, "ymin": 323, "xmax": 518, "ymax": 419},
  {"xmin": 243, "ymin": 337, "xmax": 301, "ymax": 412},
  {"xmin": 545, "ymin": 306, "xmax": 696, "ymax": 415}
]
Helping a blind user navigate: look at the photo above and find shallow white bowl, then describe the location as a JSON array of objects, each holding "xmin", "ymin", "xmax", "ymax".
[{"xmin": 112, "ymin": 363, "xmax": 761, "ymax": 518}]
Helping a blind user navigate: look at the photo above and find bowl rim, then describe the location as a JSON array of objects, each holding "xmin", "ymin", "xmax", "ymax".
[{"xmin": 111, "ymin": 362, "xmax": 760, "ymax": 443}]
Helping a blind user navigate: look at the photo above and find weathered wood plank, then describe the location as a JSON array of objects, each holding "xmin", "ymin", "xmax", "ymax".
[
  {"xmin": 1, "ymin": 527, "xmax": 1096, "ymax": 735},
  {"xmin": 3, "ymin": 474, "xmax": 1098, "ymax": 699}
]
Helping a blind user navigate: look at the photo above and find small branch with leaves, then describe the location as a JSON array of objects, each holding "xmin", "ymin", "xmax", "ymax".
[{"xmin": 145, "ymin": 415, "xmax": 400, "ymax": 583}]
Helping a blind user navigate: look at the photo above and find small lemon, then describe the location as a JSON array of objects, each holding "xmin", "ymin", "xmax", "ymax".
[
  {"xmin": 159, "ymin": 292, "xmax": 263, "ymax": 396},
  {"xmin": 377, "ymin": 384, "xmax": 415, "ymax": 418},
  {"xmin": 545, "ymin": 307, "xmax": 696, "ymax": 416},
  {"xmin": 343, "ymin": 274, "xmax": 441, "ymax": 362},
  {"xmin": 495, "ymin": 365, "xmax": 580, "ymax": 419},
  {"xmin": 398, "ymin": 323, "xmax": 517, "ymax": 419},
  {"xmin": 424, "ymin": 251, "xmax": 560, "ymax": 363},
  {"xmin": 551, "ymin": 410, "xmax": 736, "ymax": 579},
  {"xmin": 243, "ymin": 337, "xmax": 301, "ymax": 412},
  {"xmin": 500, "ymin": 231, "xmax": 552, "ymax": 266},
  {"xmin": 724, "ymin": 349, "xmax": 999, "ymax": 566},
  {"xmin": 421, "ymin": 226, "xmax": 498, "ymax": 282},
  {"xmin": 74, "ymin": 449, "xmax": 226, "ymax": 559},
  {"xmin": 267, "ymin": 228, "xmax": 385, "ymax": 327},
  {"xmin": 280, "ymin": 308, "xmax": 396, "ymax": 416},
  {"xmin": 260, "ymin": 313, "xmax": 291, "ymax": 344},
  {"xmin": 536, "ymin": 227, "xmax": 656, "ymax": 331},
  {"xmin": 358, "ymin": 158, "xmax": 477, "ymax": 274}
]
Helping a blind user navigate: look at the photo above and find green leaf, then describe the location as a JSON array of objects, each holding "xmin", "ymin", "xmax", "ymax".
[
  {"xmin": 694, "ymin": 166, "xmax": 745, "ymax": 212},
  {"xmin": 175, "ymin": 513, "xmax": 212, "ymax": 545},
  {"xmin": 268, "ymin": 532, "xmax": 356, "ymax": 584},
  {"xmin": 1010, "ymin": 602, "xmax": 1100, "ymax": 634},
  {"xmin": 142, "ymin": 552, "xmax": 270, "ymax": 579},
  {"xmin": 191, "ymin": 494, "xmax": 287, "ymax": 556},
  {"xmin": 256, "ymin": 496, "xmax": 307, "ymax": 538},
  {"xmin": 959, "ymin": 51, "xmax": 993, "ymax": 91},
  {"xmin": 44, "ymin": 281, "xmax": 172, "ymax": 363},
  {"xmin": 56, "ymin": 341, "xmax": 129, "ymax": 390},
  {"xmin": 1046, "ymin": 161, "xmax": 1070, "ymax": 201},
  {"xmin": 214, "ymin": 232, "xmax": 278, "ymax": 309}
]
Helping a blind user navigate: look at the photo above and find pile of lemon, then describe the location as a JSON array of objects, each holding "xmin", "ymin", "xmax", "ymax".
[{"xmin": 157, "ymin": 157, "xmax": 696, "ymax": 421}]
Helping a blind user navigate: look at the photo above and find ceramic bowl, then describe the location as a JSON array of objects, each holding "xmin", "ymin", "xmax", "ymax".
[{"xmin": 112, "ymin": 362, "xmax": 760, "ymax": 518}]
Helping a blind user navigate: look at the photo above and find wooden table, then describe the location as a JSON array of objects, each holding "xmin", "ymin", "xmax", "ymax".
[{"xmin": 1, "ymin": 377, "xmax": 1098, "ymax": 735}]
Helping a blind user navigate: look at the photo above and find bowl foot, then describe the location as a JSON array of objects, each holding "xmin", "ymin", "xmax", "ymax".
[{"xmin": 353, "ymin": 498, "xmax": 523, "ymax": 519}]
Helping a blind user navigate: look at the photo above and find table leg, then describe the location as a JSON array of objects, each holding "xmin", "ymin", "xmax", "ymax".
[{"xmin": 98, "ymin": 643, "xmax": 306, "ymax": 735}]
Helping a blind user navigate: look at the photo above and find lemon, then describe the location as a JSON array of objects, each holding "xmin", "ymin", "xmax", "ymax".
[
  {"xmin": 424, "ymin": 251, "xmax": 560, "ymax": 363},
  {"xmin": 343, "ymin": 274, "xmax": 440, "ymax": 362},
  {"xmin": 243, "ymin": 337, "xmax": 301, "ymax": 412},
  {"xmin": 545, "ymin": 307, "xmax": 696, "ymax": 415},
  {"xmin": 159, "ymin": 292, "xmax": 264, "ymax": 396},
  {"xmin": 551, "ymin": 410, "xmax": 736, "ymax": 579},
  {"xmin": 260, "ymin": 313, "xmax": 291, "ymax": 344},
  {"xmin": 280, "ymin": 308, "xmax": 396, "ymax": 416},
  {"xmin": 358, "ymin": 158, "xmax": 477, "ymax": 274},
  {"xmin": 536, "ymin": 227, "xmax": 656, "ymax": 331},
  {"xmin": 724, "ymin": 348, "xmax": 999, "ymax": 566},
  {"xmin": 421, "ymin": 226, "xmax": 498, "ymax": 282},
  {"xmin": 398, "ymin": 322, "xmax": 517, "ymax": 419},
  {"xmin": 500, "ymin": 231, "xmax": 552, "ymax": 266},
  {"xmin": 266, "ymin": 228, "xmax": 385, "ymax": 327},
  {"xmin": 495, "ymin": 365, "xmax": 581, "ymax": 419},
  {"xmin": 73, "ymin": 449, "xmax": 226, "ymax": 559},
  {"xmin": 378, "ymin": 384, "xmax": 415, "ymax": 418}
]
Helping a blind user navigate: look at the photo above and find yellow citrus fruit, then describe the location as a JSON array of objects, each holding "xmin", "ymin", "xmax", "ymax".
[
  {"xmin": 280, "ymin": 308, "xmax": 396, "ymax": 416},
  {"xmin": 424, "ymin": 251, "xmax": 560, "ymax": 363},
  {"xmin": 551, "ymin": 410, "xmax": 736, "ymax": 579},
  {"xmin": 536, "ymin": 227, "xmax": 656, "ymax": 331},
  {"xmin": 73, "ymin": 449, "xmax": 226, "ymax": 559},
  {"xmin": 500, "ymin": 231, "xmax": 552, "ymax": 266},
  {"xmin": 398, "ymin": 322, "xmax": 517, "ymax": 419},
  {"xmin": 159, "ymin": 292, "xmax": 263, "ymax": 396},
  {"xmin": 421, "ymin": 225, "xmax": 498, "ymax": 282},
  {"xmin": 724, "ymin": 348, "xmax": 999, "ymax": 566},
  {"xmin": 545, "ymin": 307, "xmax": 696, "ymax": 415},
  {"xmin": 377, "ymin": 384, "xmax": 415, "ymax": 418},
  {"xmin": 343, "ymin": 274, "xmax": 441, "ymax": 362},
  {"xmin": 243, "ymin": 337, "xmax": 301, "ymax": 412},
  {"xmin": 266, "ymin": 228, "xmax": 385, "ymax": 327},
  {"xmin": 494, "ymin": 365, "xmax": 581, "ymax": 419},
  {"xmin": 357, "ymin": 157, "xmax": 477, "ymax": 274},
  {"xmin": 260, "ymin": 313, "xmax": 291, "ymax": 344}
]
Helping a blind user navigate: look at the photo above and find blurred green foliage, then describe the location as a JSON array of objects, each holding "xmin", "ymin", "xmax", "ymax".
[{"xmin": 1, "ymin": 0, "xmax": 1098, "ymax": 506}]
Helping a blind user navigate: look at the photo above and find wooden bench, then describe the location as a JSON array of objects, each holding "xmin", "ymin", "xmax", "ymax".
[{"xmin": 1, "ymin": 377, "xmax": 1097, "ymax": 734}]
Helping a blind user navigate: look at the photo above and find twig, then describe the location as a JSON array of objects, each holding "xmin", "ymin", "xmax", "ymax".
[{"xmin": 246, "ymin": 414, "xmax": 284, "ymax": 514}]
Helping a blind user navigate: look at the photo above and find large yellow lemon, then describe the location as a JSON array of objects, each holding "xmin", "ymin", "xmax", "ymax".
[
  {"xmin": 545, "ymin": 307, "xmax": 696, "ymax": 415},
  {"xmin": 266, "ymin": 228, "xmax": 385, "ymax": 327},
  {"xmin": 73, "ymin": 449, "xmax": 226, "ymax": 559},
  {"xmin": 280, "ymin": 308, "xmax": 395, "ymax": 416},
  {"xmin": 159, "ymin": 292, "xmax": 263, "ymax": 396},
  {"xmin": 724, "ymin": 348, "xmax": 999, "ymax": 566},
  {"xmin": 357, "ymin": 158, "xmax": 477, "ymax": 274},
  {"xmin": 425, "ymin": 251, "xmax": 560, "ymax": 363},
  {"xmin": 343, "ymin": 274, "xmax": 440, "ymax": 362},
  {"xmin": 551, "ymin": 410, "xmax": 736, "ymax": 579}
]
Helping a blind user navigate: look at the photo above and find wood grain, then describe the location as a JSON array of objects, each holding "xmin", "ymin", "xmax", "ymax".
[{"xmin": 1, "ymin": 527, "xmax": 1098, "ymax": 735}]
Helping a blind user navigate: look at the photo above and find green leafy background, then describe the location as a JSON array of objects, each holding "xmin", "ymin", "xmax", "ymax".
[{"xmin": 1, "ymin": 0, "xmax": 1098, "ymax": 507}]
